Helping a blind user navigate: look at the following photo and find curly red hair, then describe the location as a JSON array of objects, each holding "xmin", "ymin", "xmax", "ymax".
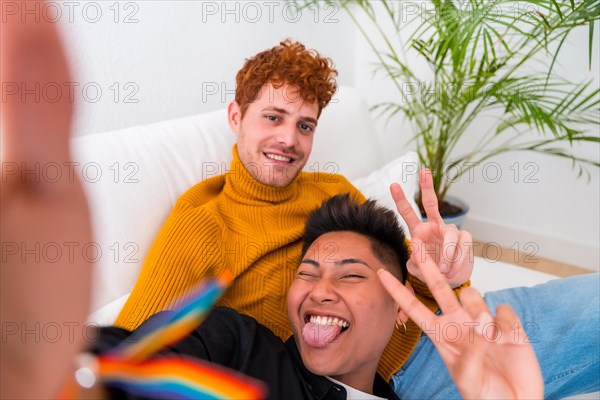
[{"xmin": 235, "ymin": 39, "xmax": 338, "ymax": 118}]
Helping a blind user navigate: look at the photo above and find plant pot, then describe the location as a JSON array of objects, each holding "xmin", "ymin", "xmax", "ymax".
[{"xmin": 421, "ymin": 195, "xmax": 469, "ymax": 228}]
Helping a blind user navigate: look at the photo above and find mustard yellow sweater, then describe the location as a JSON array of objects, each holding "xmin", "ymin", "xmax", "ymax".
[{"xmin": 115, "ymin": 146, "xmax": 454, "ymax": 380}]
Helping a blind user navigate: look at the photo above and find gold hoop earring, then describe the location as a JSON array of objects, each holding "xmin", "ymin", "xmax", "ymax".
[{"xmin": 395, "ymin": 322, "xmax": 407, "ymax": 334}]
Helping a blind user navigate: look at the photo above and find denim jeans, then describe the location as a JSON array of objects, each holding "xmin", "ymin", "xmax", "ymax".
[{"xmin": 391, "ymin": 273, "xmax": 600, "ymax": 399}]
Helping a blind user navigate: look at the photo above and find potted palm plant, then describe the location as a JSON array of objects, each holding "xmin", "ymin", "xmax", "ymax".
[{"xmin": 300, "ymin": 0, "xmax": 600, "ymax": 225}]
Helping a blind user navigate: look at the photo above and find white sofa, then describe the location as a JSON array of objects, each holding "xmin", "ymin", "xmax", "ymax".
[{"xmin": 71, "ymin": 86, "xmax": 559, "ymax": 326}]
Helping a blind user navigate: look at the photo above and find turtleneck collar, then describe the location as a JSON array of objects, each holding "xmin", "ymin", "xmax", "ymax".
[{"xmin": 223, "ymin": 145, "xmax": 301, "ymax": 205}]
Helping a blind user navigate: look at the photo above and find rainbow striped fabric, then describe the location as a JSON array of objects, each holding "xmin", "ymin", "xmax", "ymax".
[
  {"xmin": 98, "ymin": 355, "xmax": 265, "ymax": 399},
  {"xmin": 91, "ymin": 274, "xmax": 266, "ymax": 399},
  {"xmin": 113, "ymin": 275, "xmax": 230, "ymax": 362}
]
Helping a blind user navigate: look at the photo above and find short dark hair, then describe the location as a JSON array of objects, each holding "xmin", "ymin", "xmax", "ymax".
[{"xmin": 302, "ymin": 194, "xmax": 409, "ymax": 283}]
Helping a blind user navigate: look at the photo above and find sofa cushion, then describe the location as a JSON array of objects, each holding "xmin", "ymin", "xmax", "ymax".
[{"xmin": 351, "ymin": 152, "xmax": 420, "ymax": 236}]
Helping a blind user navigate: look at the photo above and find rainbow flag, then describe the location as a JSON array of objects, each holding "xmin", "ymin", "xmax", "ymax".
[
  {"xmin": 114, "ymin": 275, "xmax": 230, "ymax": 362},
  {"xmin": 87, "ymin": 273, "xmax": 266, "ymax": 399},
  {"xmin": 99, "ymin": 355, "xmax": 266, "ymax": 399}
]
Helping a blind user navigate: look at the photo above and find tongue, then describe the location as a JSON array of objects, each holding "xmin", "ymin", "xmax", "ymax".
[{"xmin": 302, "ymin": 323, "xmax": 343, "ymax": 348}]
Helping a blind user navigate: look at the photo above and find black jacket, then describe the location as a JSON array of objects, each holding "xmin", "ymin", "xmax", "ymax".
[{"xmin": 95, "ymin": 307, "xmax": 399, "ymax": 400}]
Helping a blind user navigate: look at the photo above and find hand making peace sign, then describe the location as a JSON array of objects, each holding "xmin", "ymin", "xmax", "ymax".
[
  {"xmin": 378, "ymin": 240, "xmax": 544, "ymax": 399},
  {"xmin": 391, "ymin": 168, "xmax": 474, "ymax": 288}
]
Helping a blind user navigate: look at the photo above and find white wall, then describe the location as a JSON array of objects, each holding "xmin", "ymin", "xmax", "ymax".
[
  {"xmin": 53, "ymin": 0, "xmax": 355, "ymax": 136},
  {"xmin": 352, "ymin": 2, "xmax": 600, "ymax": 270}
]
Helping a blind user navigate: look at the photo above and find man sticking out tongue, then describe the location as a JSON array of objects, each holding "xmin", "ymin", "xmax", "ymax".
[{"xmin": 287, "ymin": 194, "xmax": 542, "ymax": 399}]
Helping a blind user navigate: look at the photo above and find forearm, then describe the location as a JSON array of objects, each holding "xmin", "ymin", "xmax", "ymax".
[{"xmin": 1, "ymin": 5, "xmax": 93, "ymax": 398}]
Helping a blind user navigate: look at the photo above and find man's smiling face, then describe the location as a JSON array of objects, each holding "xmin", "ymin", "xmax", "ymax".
[
  {"xmin": 228, "ymin": 83, "xmax": 318, "ymax": 187},
  {"xmin": 287, "ymin": 231, "xmax": 400, "ymax": 392}
]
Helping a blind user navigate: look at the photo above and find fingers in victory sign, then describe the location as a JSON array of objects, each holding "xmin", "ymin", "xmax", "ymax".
[
  {"xmin": 377, "ymin": 240, "xmax": 544, "ymax": 399},
  {"xmin": 390, "ymin": 168, "xmax": 474, "ymax": 288}
]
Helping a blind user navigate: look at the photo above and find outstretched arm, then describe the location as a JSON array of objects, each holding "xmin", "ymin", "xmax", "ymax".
[
  {"xmin": 378, "ymin": 239, "xmax": 543, "ymax": 399},
  {"xmin": 1, "ymin": 3, "xmax": 93, "ymax": 397},
  {"xmin": 391, "ymin": 168, "xmax": 473, "ymax": 288}
]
